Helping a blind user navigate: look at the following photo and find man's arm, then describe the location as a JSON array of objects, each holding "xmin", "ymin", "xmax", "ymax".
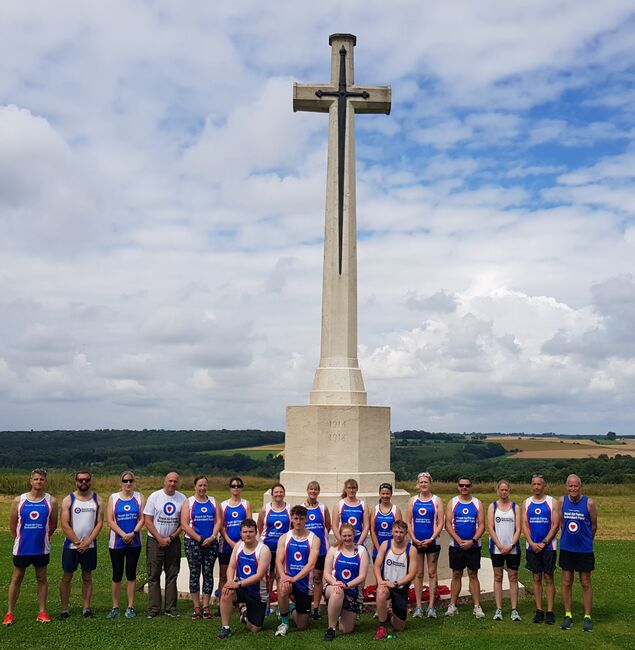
[
  {"xmin": 49, "ymin": 496, "xmax": 59, "ymax": 535},
  {"xmin": 60, "ymin": 495, "xmax": 79, "ymax": 545},
  {"xmin": 588, "ymin": 498, "xmax": 598, "ymax": 538},
  {"xmin": 445, "ymin": 500, "xmax": 462, "ymax": 545},
  {"xmin": 222, "ymin": 545, "xmax": 241, "ymax": 592}
]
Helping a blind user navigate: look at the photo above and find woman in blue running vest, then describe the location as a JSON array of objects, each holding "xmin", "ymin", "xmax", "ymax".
[
  {"xmin": 323, "ymin": 523, "xmax": 369, "ymax": 641},
  {"xmin": 181, "ymin": 475, "xmax": 221, "ymax": 620},
  {"xmin": 257, "ymin": 482, "xmax": 290, "ymax": 608},
  {"xmin": 106, "ymin": 471, "xmax": 145, "ymax": 620},
  {"xmin": 332, "ymin": 479, "xmax": 369, "ymax": 545},
  {"xmin": 219, "ymin": 477, "xmax": 252, "ymax": 598},
  {"xmin": 303, "ymin": 481, "xmax": 331, "ymax": 620},
  {"xmin": 370, "ymin": 483, "xmax": 402, "ymax": 560},
  {"xmin": 406, "ymin": 472, "xmax": 444, "ymax": 618}
]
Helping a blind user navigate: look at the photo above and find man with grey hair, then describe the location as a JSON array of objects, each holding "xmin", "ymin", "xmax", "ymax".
[
  {"xmin": 144, "ymin": 471, "xmax": 186, "ymax": 618},
  {"xmin": 558, "ymin": 474, "xmax": 597, "ymax": 632}
]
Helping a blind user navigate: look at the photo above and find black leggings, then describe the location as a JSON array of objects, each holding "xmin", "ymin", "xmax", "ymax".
[{"xmin": 110, "ymin": 546, "xmax": 142, "ymax": 582}]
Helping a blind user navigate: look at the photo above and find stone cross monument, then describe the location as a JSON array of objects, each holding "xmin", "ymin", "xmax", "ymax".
[{"xmin": 279, "ymin": 34, "xmax": 408, "ymax": 509}]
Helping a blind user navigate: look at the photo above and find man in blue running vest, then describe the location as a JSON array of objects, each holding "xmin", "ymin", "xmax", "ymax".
[{"xmin": 558, "ymin": 475, "xmax": 597, "ymax": 632}]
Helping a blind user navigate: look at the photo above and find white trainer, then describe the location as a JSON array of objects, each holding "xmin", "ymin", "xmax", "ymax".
[
  {"xmin": 275, "ymin": 622, "xmax": 289, "ymax": 637},
  {"xmin": 493, "ymin": 608, "xmax": 503, "ymax": 620},
  {"xmin": 445, "ymin": 604, "xmax": 459, "ymax": 617},
  {"xmin": 473, "ymin": 605, "xmax": 485, "ymax": 619}
]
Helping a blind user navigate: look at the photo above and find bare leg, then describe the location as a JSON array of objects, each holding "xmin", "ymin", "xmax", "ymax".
[
  {"xmin": 81, "ymin": 570, "xmax": 92, "ymax": 609},
  {"xmin": 312, "ymin": 570, "xmax": 324, "ymax": 609},
  {"xmin": 219, "ymin": 591, "xmax": 236, "ymax": 627},
  {"xmin": 35, "ymin": 566, "xmax": 48, "ymax": 612},
  {"xmin": 326, "ymin": 589, "xmax": 343, "ymax": 629},
  {"xmin": 450, "ymin": 569, "xmax": 463, "ymax": 606},
  {"xmin": 60, "ymin": 571, "xmax": 74, "ymax": 610},
  {"xmin": 375, "ymin": 586, "xmax": 389, "ymax": 622},
  {"xmin": 338, "ymin": 609, "xmax": 356, "ymax": 634},
  {"xmin": 545, "ymin": 572, "xmax": 555, "ymax": 612},
  {"xmin": 111, "ymin": 581, "xmax": 121, "ymax": 608},
  {"xmin": 561, "ymin": 570, "xmax": 573, "ymax": 612},
  {"xmin": 467, "ymin": 569, "xmax": 481, "ymax": 608},
  {"xmin": 127, "ymin": 580, "xmax": 136, "ymax": 608},
  {"xmin": 392, "ymin": 613, "xmax": 407, "ymax": 631},
  {"xmin": 493, "ymin": 567, "xmax": 503, "ymax": 609},
  {"xmin": 508, "ymin": 570, "xmax": 519, "ymax": 610},
  {"xmin": 532, "ymin": 573, "xmax": 543, "ymax": 610},
  {"xmin": 580, "ymin": 572, "xmax": 592, "ymax": 616},
  {"xmin": 191, "ymin": 592, "xmax": 201, "ymax": 609},
  {"xmin": 7, "ymin": 567, "xmax": 26, "ymax": 613},
  {"xmin": 414, "ymin": 553, "xmax": 424, "ymax": 607},
  {"xmin": 218, "ymin": 563, "xmax": 228, "ymax": 595},
  {"xmin": 427, "ymin": 553, "xmax": 439, "ymax": 608}
]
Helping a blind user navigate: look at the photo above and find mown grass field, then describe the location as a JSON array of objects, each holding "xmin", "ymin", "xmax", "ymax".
[
  {"xmin": 488, "ymin": 436, "xmax": 635, "ymax": 459},
  {"xmin": 0, "ymin": 473, "xmax": 633, "ymax": 648}
]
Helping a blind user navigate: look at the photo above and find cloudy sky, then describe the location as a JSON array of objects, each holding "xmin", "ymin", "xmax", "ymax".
[{"xmin": 1, "ymin": 1, "xmax": 635, "ymax": 435}]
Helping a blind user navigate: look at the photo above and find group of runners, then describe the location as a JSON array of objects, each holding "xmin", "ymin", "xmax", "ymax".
[{"xmin": 3, "ymin": 468, "xmax": 597, "ymax": 640}]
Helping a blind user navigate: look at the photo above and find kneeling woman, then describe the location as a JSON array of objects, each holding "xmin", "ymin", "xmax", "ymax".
[{"xmin": 322, "ymin": 523, "xmax": 369, "ymax": 641}]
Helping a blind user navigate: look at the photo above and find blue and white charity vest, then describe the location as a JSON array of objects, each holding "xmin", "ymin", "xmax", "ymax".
[
  {"xmin": 373, "ymin": 504, "xmax": 396, "ymax": 557},
  {"xmin": 524, "ymin": 496, "xmax": 557, "ymax": 550},
  {"xmin": 236, "ymin": 540, "xmax": 268, "ymax": 602},
  {"xmin": 303, "ymin": 502, "xmax": 328, "ymax": 557},
  {"xmin": 221, "ymin": 499, "xmax": 248, "ymax": 553},
  {"xmin": 13, "ymin": 493, "xmax": 52, "ymax": 556},
  {"xmin": 261, "ymin": 502, "xmax": 290, "ymax": 554},
  {"xmin": 186, "ymin": 496, "xmax": 217, "ymax": 540},
  {"xmin": 284, "ymin": 532, "xmax": 315, "ymax": 594},
  {"xmin": 450, "ymin": 496, "xmax": 481, "ymax": 547},
  {"xmin": 64, "ymin": 492, "xmax": 99, "ymax": 549},
  {"xmin": 339, "ymin": 499, "xmax": 365, "ymax": 543},
  {"xmin": 333, "ymin": 547, "xmax": 362, "ymax": 598},
  {"xmin": 489, "ymin": 501, "xmax": 520, "ymax": 555},
  {"xmin": 109, "ymin": 491, "xmax": 141, "ymax": 549},
  {"xmin": 560, "ymin": 495, "xmax": 593, "ymax": 553},
  {"xmin": 412, "ymin": 496, "xmax": 438, "ymax": 541}
]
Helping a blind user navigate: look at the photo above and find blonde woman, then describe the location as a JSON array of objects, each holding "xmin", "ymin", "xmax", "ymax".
[
  {"xmin": 331, "ymin": 479, "xmax": 369, "ymax": 545},
  {"xmin": 406, "ymin": 471, "xmax": 443, "ymax": 618}
]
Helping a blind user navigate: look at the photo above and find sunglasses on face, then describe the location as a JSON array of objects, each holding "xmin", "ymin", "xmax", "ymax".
[
  {"xmin": 458, "ymin": 484, "xmax": 471, "ymax": 488},
  {"xmin": 122, "ymin": 479, "xmax": 134, "ymax": 484},
  {"xmin": 230, "ymin": 484, "xmax": 243, "ymax": 489},
  {"xmin": 77, "ymin": 478, "xmax": 91, "ymax": 483}
]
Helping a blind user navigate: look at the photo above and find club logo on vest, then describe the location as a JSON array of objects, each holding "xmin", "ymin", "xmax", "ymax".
[
  {"xmin": 242, "ymin": 565, "xmax": 252, "ymax": 576},
  {"xmin": 348, "ymin": 516, "xmax": 358, "ymax": 526},
  {"xmin": 201, "ymin": 507, "xmax": 208, "ymax": 513},
  {"xmin": 462, "ymin": 508, "xmax": 469, "ymax": 515},
  {"xmin": 29, "ymin": 510, "xmax": 40, "ymax": 520},
  {"xmin": 231, "ymin": 511, "xmax": 239, "ymax": 518},
  {"xmin": 386, "ymin": 558, "xmax": 393, "ymax": 566},
  {"xmin": 341, "ymin": 568, "xmax": 352, "ymax": 580},
  {"xmin": 309, "ymin": 513, "xmax": 316, "ymax": 521},
  {"xmin": 293, "ymin": 551, "xmax": 303, "ymax": 561},
  {"xmin": 380, "ymin": 521, "xmax": 389, "ymax": 530},
  {"xmin": 534, "ymin": 508, "xmax": 542, "ymax": 515},
  {"xmin": 163, "ymin": 502, "xmax": 176, "ymax": 516},
  {"xmin": 495, "ymin": 516, "xmax": 501, "ymax": 524},
  {"xmin": 74, "ymin": 507, "xmax": 82, "ymax": 514},
  {"xmin": 418, "ymin": 507, "xmax": 427, "ymax": 516},
  {"xmin": 123, "ymin": 504, "xmax": 131, "ymax": 512},
  {"xmin": 567, "ymin": 521, "xmax": 579, "ymax": 534},
  {"xmin": 274, "ymin": 520, "xmax": 283, "ymax": 529}
]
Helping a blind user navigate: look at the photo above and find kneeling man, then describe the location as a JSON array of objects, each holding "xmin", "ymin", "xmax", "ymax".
[
  {"xmin": 373, "ymin": 520, "xmax": 418, "ymax": 639},
  {"xmin": 217, "ymin": 518, "xmax": 270, "ymax": 639}
]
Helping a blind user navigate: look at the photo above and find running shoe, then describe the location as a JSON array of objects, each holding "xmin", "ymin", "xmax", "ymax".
[
  {"xmin": 493, "ymin": 608, "xmax": 503, "ymax": 621},
  {"xmin": 427, "ymin": 606, "xmax": 437, "ymax": 619},
  {"xmin": 59, "ymin": 610, "xmax": 70, "ymax": 620},
  {"xmin": 239, "ymin": 606, "xmax": 247, "ymax": 624},
  {"xmin": 532, "ymin": 609, "xmax": 545, "ymax": 624},
  {"xmin": 545, "ymin": 611, "xmax": 556, "ymax": 625},
  {"xmin": 275, "ymin": 622, "xmax": 289, "ymax": 637},
  {"xmin": 445, "ymin": 603, "xmax": 459, "ymax": 617},
  {"xmin": 83, "ymin": 609, "xmax": 95, "ymax": 618},
  {"xmin": 165, "ymin": 609, "xmax": 179, "ymax": 618},
  {"xmin": 583, "ymin": 617, "xmax": 593, "ymax": 632},
  {"xmin": 201, "ymin": 606, "xmax": 211, "ymax": 619},
  {"xmin": 36, "ymin": 611, "xmax": 51, "ymax": 624},
  {"xmin": 216, "ymin": 626, "xmax": 232, "ymax": 640},
  {"xmin": 324, "ymin": 627, "xmax": 336, "ymax": 641},
  {"xmin": 511, "ymin": 609, "xmax": 522, "ymax": 621},
  {"xmin": 386, "ymin": 632, "xmax": 399, "ymax": 639},
  {"xmin": 106, "ymin": 608, "xmax": 120, "ymax": 620},
  {"xmin": 560, "ymin": 615, "xmax": 573, "ymax": 630},
  {"xmin": 473, "ymin": 605, "xmax": 485, "ymax": 619},
  {"xmin": 192, "ymin": 607, "xmax": 201, "ymax": 620},
  {"xmin": 312, "ymin": 606, "xmax": 322, "ymax": 620},
  {"xmin": 147, "ymin": 610, "xmax": 161, "ymax": 618},
  {"xmin": 373, "ymin": 625, "xmax": 388, "ymax": 640},
  {"xmin": 125, "ymin": 607, "xmax": 136, "ymax": 619},
  {"xmin": 412, "ymin": 605, "xmax": 424, "ymax": 618},
  {"xmin": 2, "ymin": 613, "xmax": 14, "ymax": 626}
]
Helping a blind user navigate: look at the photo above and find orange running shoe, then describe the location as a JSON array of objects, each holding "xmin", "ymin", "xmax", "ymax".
[
  {"xmin": 36, "ymin": 611, "xmax": 51, "ymax": 623},
  {"xmin": 2, "ymin": 612, "xmax": 15, "ymax": 626}
]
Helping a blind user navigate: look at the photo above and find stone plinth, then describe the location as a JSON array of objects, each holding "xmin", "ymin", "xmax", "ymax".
[{"xmin": 278, "ymin": 404, "xmax": 409, "ymax": 510}]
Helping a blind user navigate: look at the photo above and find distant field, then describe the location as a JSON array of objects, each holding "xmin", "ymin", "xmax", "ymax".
[
  {"xmin": 488, "ymin": 436, "xmax": 635, "ymax": 459},
  {"xmin": 201, "ymin": 443, "xmax": 284, "ymax": 460}
]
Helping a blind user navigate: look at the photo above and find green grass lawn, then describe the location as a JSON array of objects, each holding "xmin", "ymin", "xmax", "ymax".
[{"xmin": 0, "ymin": 533, "xmax": 632, "ymax": 649}]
